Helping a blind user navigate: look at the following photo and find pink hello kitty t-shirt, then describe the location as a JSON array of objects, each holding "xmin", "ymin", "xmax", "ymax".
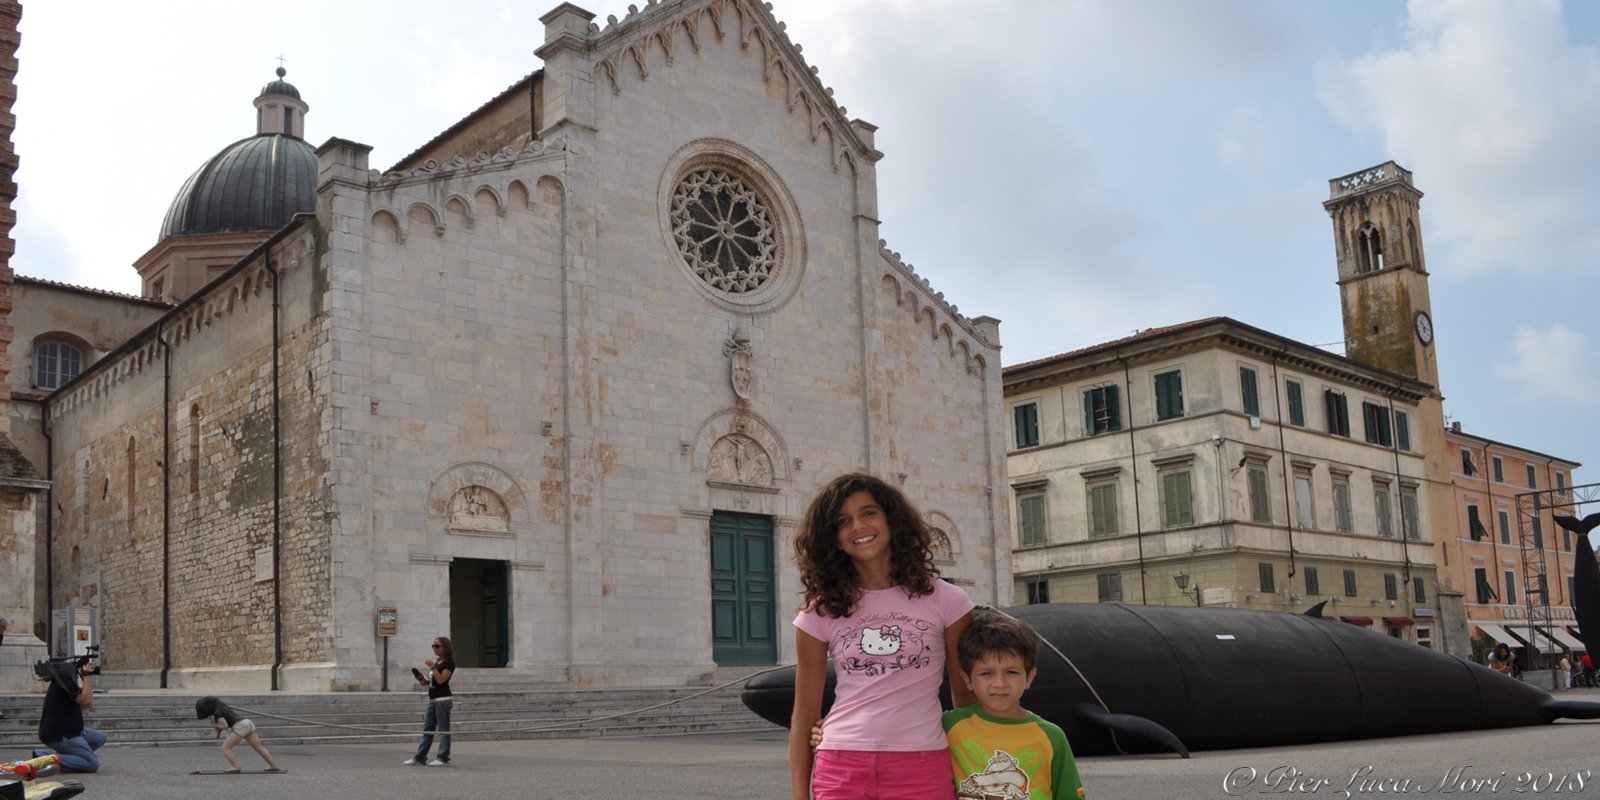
[{"xmin": 794, "ymin": 579, "xmax": 974, "ymax": 751}]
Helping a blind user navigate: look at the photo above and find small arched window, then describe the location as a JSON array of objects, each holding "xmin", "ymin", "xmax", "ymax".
[
  {"xmin": 33, "ymin": 340, "xmax": 85, "ymax": 389},
  {"xmin": 1357, "ymin": 222, "xmax": 1383, "ymax": 274},
  {"xmin": 1406, "ymin": 219, "xmax": 1421, "ymax": 269}
]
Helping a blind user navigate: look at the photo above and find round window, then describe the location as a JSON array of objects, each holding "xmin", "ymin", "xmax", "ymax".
[{"xmin": 669, "ymin": 168, "xmax": 780, "ymax": 295}]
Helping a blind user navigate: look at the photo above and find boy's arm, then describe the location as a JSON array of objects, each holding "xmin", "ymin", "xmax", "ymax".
[{"xmin": 1044, "ymin": 719, "xmax": 1085, "ymax": 799}]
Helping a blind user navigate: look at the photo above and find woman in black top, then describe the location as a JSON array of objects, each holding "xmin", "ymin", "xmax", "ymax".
[
  {"xmin": 195, "ymin": 696, "xmax": 282, "ymax": 772},
  {"xmin": 404, "ymin": 636, "xmax": 455, "ymax": 766}
]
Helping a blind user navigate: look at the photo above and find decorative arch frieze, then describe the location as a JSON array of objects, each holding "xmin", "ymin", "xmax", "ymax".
[
  {"xmin": 427, "ymin": 462, "xmax": 532, "ymax": 536},
  {"xmin": 923, "ymin": 510, "xmax": 961, "ymax": 563},
  {"xmin": 689, "ymin": 408, "xmax": 792, "ymax": 488},
  {"xmin": 877, "ymin": 256, "xmax": 992, "ymax": 376}
]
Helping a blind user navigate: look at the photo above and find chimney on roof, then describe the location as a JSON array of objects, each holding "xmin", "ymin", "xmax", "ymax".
[{"xmin": 1450, "ymin": 421, "xmax": 1462, "ymax": 433}]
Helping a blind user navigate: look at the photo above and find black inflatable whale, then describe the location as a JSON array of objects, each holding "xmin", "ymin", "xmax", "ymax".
[{"xmin": 743, "ymin": 530, "xmax": 1600, "ymax": 756}]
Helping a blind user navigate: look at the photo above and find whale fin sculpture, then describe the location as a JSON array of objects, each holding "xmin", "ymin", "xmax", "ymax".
[
  {"xmin": 1303, "ymin": 600, "xmax": 1328, "ymax": 618},
  {"xmin": 1071, "ymin": 702, "xmax": 1189, "ymax": 758},
  {"xmin": 1555, "ymin": 514, "xmax": 1600, "ymax": 657},
  {"xmin": 742, "ymin": 596, "xmax": 1600, "ymax": 756}
]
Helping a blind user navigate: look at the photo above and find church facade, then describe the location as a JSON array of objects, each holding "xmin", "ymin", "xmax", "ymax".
[{"xmin": 20, "ymin": 0, "xmax": 1008, "ymax": 690}]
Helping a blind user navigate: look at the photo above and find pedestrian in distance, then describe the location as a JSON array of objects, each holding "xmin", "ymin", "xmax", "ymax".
[
  {"xmin": 404, "ymin": 636, "xmax": 455, "ymax": 767},
  {"xmin": 194, "ymin": 696, "xmax": 283, "ymax": 773}
]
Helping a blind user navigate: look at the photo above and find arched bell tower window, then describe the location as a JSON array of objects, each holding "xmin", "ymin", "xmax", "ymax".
[
  {"xmin": 33, "ymin": 339, "xmax": 85, "ymax": 390},
  {"xmin": 1357, "ymin": 222, "xmax": 1383, "ymax": 274},
  {"xmin": 1406, "ymin": 219, "xmax": 1421, "ymax": 270}
]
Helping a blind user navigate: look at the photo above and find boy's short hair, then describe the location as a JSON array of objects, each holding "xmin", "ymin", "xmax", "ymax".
[{"xmin": 958, "ymin": 611, "xmax": 1041, "ymax": 673}]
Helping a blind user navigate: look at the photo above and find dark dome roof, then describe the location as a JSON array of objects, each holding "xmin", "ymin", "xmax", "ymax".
[
  {"xmin": 259, "ymin": 66, "xmax": 301, "ymax": 100},
  {"xmin": 160, "ymin": 133, "xmax": 316, "ymax": 239}
]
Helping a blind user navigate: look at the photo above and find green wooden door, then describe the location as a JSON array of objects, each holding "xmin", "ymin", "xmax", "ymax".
[{"xmin": 710, "ymin": 512, "xmax": 777, "ymax": 665}]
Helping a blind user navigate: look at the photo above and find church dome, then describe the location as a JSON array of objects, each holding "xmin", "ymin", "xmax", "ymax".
[
  {"xmin": 159, "ymin": 67, "xmax": 315, "ymax": 239},
  {"xmin": 159, "ymin": 133, "xmax": 316, "ymax": 239}
]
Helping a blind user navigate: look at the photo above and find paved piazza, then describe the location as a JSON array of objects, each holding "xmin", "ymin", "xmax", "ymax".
[{"xmin": 24, "ymin": 690, "xmax": 1600, "ymax": 800}]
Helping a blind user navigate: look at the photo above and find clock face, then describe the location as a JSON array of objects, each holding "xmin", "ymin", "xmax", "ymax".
[{"xmin": 1414, "ymin": 311, "xmax": 1434, "ymax": 345}]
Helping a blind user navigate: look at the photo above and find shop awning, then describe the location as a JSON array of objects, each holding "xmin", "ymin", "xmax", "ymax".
[
  {"xmin": 1473, "ymin": 623, "xmax": 1522, "ymax": 648},
  {"xmin": 1383, "ymin": 616, "xmax": 1414, "ymax": 627},
  {"xmin": 1505, "ymin": 624, "xmax": 1561, "ymax": 654},
  {"xmin": 1546, "ymin": 626, "xmax": 1585, "ymax": 652},
  {"xmin": 1340, "ymin": 616, "xmax": 1374, "ymax": 626}
]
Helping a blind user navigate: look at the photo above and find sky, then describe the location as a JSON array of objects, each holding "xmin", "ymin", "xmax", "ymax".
[{"xmin": 10, "ymin": 0, "xmax": 1599, "ymax": 483}]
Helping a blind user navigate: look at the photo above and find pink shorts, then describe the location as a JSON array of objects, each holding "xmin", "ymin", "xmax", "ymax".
[{"xmin": 812, "ymin": 749, "xmax": 955, "ymax": 800}]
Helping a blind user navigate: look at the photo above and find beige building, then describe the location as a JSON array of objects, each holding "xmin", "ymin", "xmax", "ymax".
[
  {"xmin": 1004, "ymin": 317, "xmax": 1440, "ymax": 644},
  {"xmin": 1443, "ymin": 428, "xmax": 1583, "ymax": 664},
  {"xmin": 7, "ymin": 0, "xmax": 1010, "ymax": 691}
]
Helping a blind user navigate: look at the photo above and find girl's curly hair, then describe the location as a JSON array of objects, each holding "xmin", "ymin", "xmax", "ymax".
[{"xmin": 794, "ymin": 472, "xmax": 940, "ymax": 618}]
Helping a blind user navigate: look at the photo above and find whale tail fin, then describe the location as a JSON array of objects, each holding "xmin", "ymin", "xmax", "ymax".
[
  {"xmin": 1072, "ymin": 702, "xmax": 1190, "ymax": 759},
  {"xmin": 1304, "ymin": 600, "xmax": 1329, "ymax": 618},
  {"xmin": 1569, "ymin": 521, "xmax": 1600, "ymax": 658}
]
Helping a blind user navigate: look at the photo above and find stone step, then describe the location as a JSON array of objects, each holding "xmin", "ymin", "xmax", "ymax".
[{"xmin": 0, "ymin": 684, "xmax": 777, "ymax": 749}]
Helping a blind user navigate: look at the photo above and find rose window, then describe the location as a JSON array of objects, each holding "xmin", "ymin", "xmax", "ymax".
[{"xmin": 670, "ymin": 169, "xmax": 779, "ymax": 294}]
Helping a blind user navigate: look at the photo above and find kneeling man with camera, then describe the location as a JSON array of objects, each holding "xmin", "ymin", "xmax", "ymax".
[{"xmin": 35, "ymin": 652, "xmax": 105, "ymax": 773}]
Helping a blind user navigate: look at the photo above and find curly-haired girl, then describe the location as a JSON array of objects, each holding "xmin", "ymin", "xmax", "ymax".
[{"xmin": 789, "ymin": 473, "xmax": 974, "ymax": 800}]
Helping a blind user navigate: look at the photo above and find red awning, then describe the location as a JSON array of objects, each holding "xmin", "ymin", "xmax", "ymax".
[
  {"xmin": 1384, "ymin": 616, "xmax": 1415, "ymax": 627},
  {"xmin": 1340, "ymin": 616, "xmax": 1374, "ymax": 626}
]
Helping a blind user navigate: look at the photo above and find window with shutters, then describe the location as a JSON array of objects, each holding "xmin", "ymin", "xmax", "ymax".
[
  {"xmin": 1394, "ymin": 411, "xmax": 1410, "ymax": 451},
  {"xmin": 1462, "ymin": 448, "xmax": 1477, "ymax": 475},
  {"xmin": 1087, "ymin": 480, "xmax": 1119, "ymax": 539},
  {"xmin": 1025, "ymin": 579, "xmax": 1050, "ymax": 605},
  {"xmin": 1258, "ymin": 563, "xmax": 1275, "ymax": 593},
  {"xmin": 1324, "ymin": 390, "xmax": 1350, "ymax": 437},
  {"xmin": 1286, "ymin": 379, "xmax": 1305, "ymax": 427},
  {"xmin": 1332, "ymin": 474, "xmax": 1353, "ymax": 533},
  {"xmin": 1526, "ymin": 464, "xmax": 1537, "ymax": 489},
  {"xmin": 1362, "ymin": 401, "xmax": 1392, "ymax": 446},
  {"xmin": 1343, "ymin": 569, "xmax": 1358, "ymax": 597},
  {"xmin": 1154, "ymin": 370, "xmax": 1184, "ymax": 421},
  {"xmin": 1248, "ymin": 465, "xmax": 1271, "ymax": 523},
  {"xmin": 1498, "ymin": 509, "xmax": 1511, "ymax": 545},
  {"xmin": 1384, "ymin": 573, "xmax": 1398, "ymax": 601},
  {"xmin": 1239, "ymin": 366, "xmax": 1260, "ymax": 418},
  {"xmin": 1096, "ymin": 572, "xmax": 1123, "ymax": 603},
  {"xmin": 1293, "ymin": 468, "xmax": 1314, "ymax": 530},
  {"xmin": 1012, "ymin": 402, "xmax": 1040, "ymax": 449},
  {"xmin": 1467, "ymin": 504, "xmax": 1485, "ymax": 541},
  {"xmin": 1304, "ymin": 567, "xmax": 1320, "ymax": 596},
  {"xmin": 1016, "ymin": 490, "xmax": 1047, "ymax": 548},
  {"xmin": 1504, "ymin": 570, "xmax": 1517, "ymax": 605},
  {"xmin": 1531, "ymin": 515, "xmax": 1543, "ymax": 549},
  {"xmin": 1475, "ymin": 568, "xmax": 1494, "ymax": 604},
  {"xmin": 1159, "ymin": 468, "xmax": 1194, "ymax": 528},
  {"xmin": 1374, "ymin": 484, "xmax": 1393, "ymax": 538},
  {"xmin": 1083, "ymin": 385, "xmax": 1121, "ymax": 435},
  {"xmin": 1400, "ymin": 487, "xmax": 1420, "ymax": 540},
  {"xmin": 1492, "ymin": 456, "xmax": 1504, "ymax": 482}
]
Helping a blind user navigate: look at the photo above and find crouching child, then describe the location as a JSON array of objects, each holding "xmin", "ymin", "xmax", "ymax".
[{"xmin": 195, "ymin": 696, "xmax": 282, "ymax": 773}]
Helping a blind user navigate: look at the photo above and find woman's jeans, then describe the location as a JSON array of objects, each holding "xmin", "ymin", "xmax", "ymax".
[{"xmin": 413, "ymin": 699, "xmax": 452, "ymax": 763}]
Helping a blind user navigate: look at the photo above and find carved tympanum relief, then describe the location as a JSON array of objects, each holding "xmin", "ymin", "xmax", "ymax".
[
  {"xmin": 448, "ymin": 485, "xmax": 509, "ymax": 532},
  {"xmin": 708, "ymin": 433, "xmax": 773, "ymax": 487}
]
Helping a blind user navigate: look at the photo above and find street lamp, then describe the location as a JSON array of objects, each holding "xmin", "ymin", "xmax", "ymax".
[{"xmin": 1174, "ymin": 572, "xmax": 1202, "ymax": 607}]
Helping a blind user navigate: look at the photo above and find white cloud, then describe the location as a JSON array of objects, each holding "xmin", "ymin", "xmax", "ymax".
[
  {"xmin": 1319, "ymin": 0, "xmax": 1600, "ymax": 276},
  {"xmin": 1491, "ymin": 324, "xmax": 1600, "ymax": 406}
]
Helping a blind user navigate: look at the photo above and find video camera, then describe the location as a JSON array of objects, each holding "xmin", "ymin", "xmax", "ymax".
[{"xmin": 33, "ymin": 645, "xmax": 101, "ymax": 691}]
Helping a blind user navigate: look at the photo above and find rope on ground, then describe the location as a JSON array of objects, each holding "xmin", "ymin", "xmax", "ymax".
[{"xmin": 232, "ymin": 665, "xmax": 789, "ymax": 739}]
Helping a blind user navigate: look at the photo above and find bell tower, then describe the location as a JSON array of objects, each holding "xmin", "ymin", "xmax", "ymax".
[{"xmin": 1323, "ymin": 161, "xmax": 1439, "ymax": 386}]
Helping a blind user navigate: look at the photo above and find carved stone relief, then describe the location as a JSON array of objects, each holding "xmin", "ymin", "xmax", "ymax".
[
  {"xmin": 708, "ymin": 433, "xmax": 773, "ymax": 487},
  {"xmin": 448, "ymin": 485, "xmax": 510, "ymax": 532},
  {"xmin": 724, "ymin": 329, "xmax": 754, "ymax": 400}
]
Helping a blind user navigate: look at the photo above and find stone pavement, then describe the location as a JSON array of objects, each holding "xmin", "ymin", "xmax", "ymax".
[{"xmin": 8, "ymin": 699, "xmax": 1598, "ymax": 800}]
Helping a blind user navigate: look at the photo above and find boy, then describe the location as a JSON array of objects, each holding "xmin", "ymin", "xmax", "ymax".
[
  {"xmin": 811, "ymin": 611, "xmax": 1086, "ymax": 799},
  {"xmin": 943, "ymin": 612, "xmax": 1085, "ymax": 800}
]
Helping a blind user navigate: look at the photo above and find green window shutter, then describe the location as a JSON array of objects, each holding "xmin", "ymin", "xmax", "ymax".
[
  {"xmin": 1082, "ymin": 390, "xmax": 1094, "ymax": 436},
  {"xmin": 1325, "ymin": 390, "xmax": 1338, "ymax": 434},
  {"xmin": 1240, "ymin": 367, "xmax": 1259, "ymax": 417},
  {"xmin": 1395, "ymin": 411, "xmax": 1410, "ymax": 451},
  {"xmin": 1287, "ymin": 381, "xmax": 1305, "ymax": 427},
  {"xmin": 1013, "ymin": 403, "xmax": 1039, "ymax": 448},
  {"xmin": 1155, "ymin": 371, "xmax": 1183, "ymax": 420},
  {"xmin": 1343, "ymin": 569, "xmax": 1357, "ymax": 597},
  {"xmin": 1249, "ymin": 468, "xmax": 1270, "ymax": 522},
  {"xmin": 1468, "ymin": 505, "xmax": 1485, "ymax": 541},
  {"xmin": 1018, "ymin": 493, "xmax": 1045, "ymax": 547},
  {"xmin": 1163, "ymin": 471, "xmax": 1193, "ymax": 527},
  {"xmin": 1106, "ymin": 384, "xmax": 1121, "ymax": 431}
]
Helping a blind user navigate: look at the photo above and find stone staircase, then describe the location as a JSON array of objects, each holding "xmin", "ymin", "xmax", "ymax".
[{"xmin": 0, "ymin": 674, "xmax": 781, "ymax": 750}]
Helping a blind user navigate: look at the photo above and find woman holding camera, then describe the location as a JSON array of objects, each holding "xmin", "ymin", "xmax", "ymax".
[{"xmin": 403, "ymin": 636, "xmax": 455, "ymax": 767}]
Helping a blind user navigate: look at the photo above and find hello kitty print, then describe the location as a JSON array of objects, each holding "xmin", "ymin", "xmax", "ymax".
[{"xmin": 835, "ymin": 612, "xmax": 937, "ymax": 676}]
